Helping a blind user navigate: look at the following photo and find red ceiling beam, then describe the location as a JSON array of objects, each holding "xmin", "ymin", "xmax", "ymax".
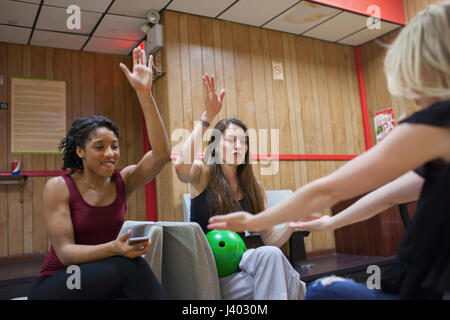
[{"xmin": 309, "ymin": 0, "xmax": 405, "ymax": 25}]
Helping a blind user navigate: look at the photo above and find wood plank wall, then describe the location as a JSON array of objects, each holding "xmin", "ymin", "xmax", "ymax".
[
  {"xmin": 361, "ymin": 0, "xmax": 446, "ymax": 146},
  {"xmin": 154, "ymin": 10, "xmax": 366, "ymax": 254},
  {"xmin": 3, "ymin": 1, "xmax": 438, "ymax": 258},
  {"xmin": 0, "ymin": 42, "xmax": 146, "ymax": 257}
]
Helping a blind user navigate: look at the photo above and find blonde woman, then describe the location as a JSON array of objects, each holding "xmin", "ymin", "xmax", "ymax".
[{"xmin": 208, "ymin": 2, "xmax": 450, "ymax": 300}]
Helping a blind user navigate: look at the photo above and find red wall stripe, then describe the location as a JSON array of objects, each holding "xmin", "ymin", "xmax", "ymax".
[
  {"xmin": 0, "ymin": 153, "xmax": 359, "ymax": 177},
  {"xmin": 169, "ymin": 153, "xmax": 357, "ymax": 161},
  {"xmin": 354, "ymin": 46, "xmax": 373, "ymax": 151}
]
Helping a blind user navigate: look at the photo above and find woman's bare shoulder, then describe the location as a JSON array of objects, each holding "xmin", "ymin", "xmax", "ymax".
[{"xmin": 44, "ymin": 176, "xmax": 70, "ymax": 202}]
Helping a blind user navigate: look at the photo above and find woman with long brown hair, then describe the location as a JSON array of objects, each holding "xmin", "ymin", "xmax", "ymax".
[{"xmin": 174, "ymin": 74, "xmax": 306, "ymax": 300}]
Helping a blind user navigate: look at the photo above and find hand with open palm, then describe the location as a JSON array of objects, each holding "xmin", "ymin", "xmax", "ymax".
[
  {"xmin": 202, "ymin": 74, "xmax": 225, "ymax": 122},
  {"xmin": 120, "ymin": 47, "xmax": 153, "ymax": 94}
]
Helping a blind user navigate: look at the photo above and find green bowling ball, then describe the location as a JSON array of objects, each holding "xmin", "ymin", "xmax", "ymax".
[{"xmin": 206, "ymin": 230, "xmax": 246, "ymax": 277}]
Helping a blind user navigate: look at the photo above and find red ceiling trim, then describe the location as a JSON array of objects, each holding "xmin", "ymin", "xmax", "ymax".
[{"xmin": 309, "ymin": 0, "xmax": 405, "ymax": 25}]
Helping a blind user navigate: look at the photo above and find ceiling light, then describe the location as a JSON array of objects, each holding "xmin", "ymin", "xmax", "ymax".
[{"xmin": 147, "ymin": 10, "xmax": 160, "ymax": 25}]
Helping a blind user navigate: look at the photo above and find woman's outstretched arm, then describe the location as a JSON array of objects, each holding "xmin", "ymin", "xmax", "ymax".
[
  {"xmin": 208, "ymin": 123, "xmax": 450, "ymax": 232},
  {"xmin": 288, "ymin": 170, "xmax": 424, "ymax": 232}
]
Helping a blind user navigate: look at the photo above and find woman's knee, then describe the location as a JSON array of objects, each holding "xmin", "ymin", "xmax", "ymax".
[
  {"xmin": 254, "ymin": 245, "xmax": 284, "ymax": 260},
  {"xmin": 105, "ymin": 256, "xmax": 150, "ymax": 274},
  {"xmin": 305, "ymin": 276, "xmax": 354, "ymax": 300}
]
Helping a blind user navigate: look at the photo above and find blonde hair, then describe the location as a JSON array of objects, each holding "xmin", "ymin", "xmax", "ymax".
[{"xmin": 384, "ymin": 2, "xmax": 450, "ymax": 101}]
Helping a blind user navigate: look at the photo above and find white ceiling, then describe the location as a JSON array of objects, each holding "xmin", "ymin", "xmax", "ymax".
[{"xmin": 0, "ymin": 0, "xmax": 402, "ymax": 56}]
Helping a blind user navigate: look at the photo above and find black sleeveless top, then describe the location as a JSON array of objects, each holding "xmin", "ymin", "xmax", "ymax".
[
  {"xmin": 190, "ymin": 188, "xmax": 246, "ymax": 239},
  {"xmin": 381, "ymin": 100, "xmax": 450, "ymax": 299}
]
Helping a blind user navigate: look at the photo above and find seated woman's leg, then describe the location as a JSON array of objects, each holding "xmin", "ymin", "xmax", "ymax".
[
  {"xmin": 239, "ymin": 246, "xmax": 306, "ymax": 300},
  {"xmin": 29, "ymin": 256, "xmax": 167, "ymax": 300},
  {"xmin": 219, "ymin": 271, "xmax": 254, "ymax": 300},
  {"xmin": 117, "ymin": 256, "xmax": 167, "ymax": 299},
  {"xmin": 306, "ymin": 276, "xmax": 399, "ymax": 300}
]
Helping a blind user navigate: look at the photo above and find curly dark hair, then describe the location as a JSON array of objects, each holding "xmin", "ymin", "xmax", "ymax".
[{"xmin": 58, "ymin": 116, "xmax": 119, "ymax": 174}]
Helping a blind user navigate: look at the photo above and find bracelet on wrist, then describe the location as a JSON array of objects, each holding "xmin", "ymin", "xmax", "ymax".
[{"xmin": 200, "ymin": 118, "xmax": 210, "ymax": 127}]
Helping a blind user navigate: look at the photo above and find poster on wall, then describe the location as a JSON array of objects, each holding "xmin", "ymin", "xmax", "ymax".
[
  {"xmin": 11, "ymin": 77, "xmax": 66, "ymax": 154},
  {"xmin": 374, "ymin": 108, "xmax": 396, "ymax": 143}
]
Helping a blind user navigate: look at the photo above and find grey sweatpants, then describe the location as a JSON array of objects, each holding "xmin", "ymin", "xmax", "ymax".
[{"xmin": 219, "ymin": 246, "xmax": 306, "ymax": 300}]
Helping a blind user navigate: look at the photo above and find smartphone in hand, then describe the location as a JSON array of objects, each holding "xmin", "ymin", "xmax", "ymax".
[{"xmin": 128, "ymin": 236, "xmax": 150, "ymax": 245}]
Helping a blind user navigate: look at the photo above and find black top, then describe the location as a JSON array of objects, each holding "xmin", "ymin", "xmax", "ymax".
[
  {"xmin": 190, "ymin": 187, "xmax": 246, "ymax": 239},
  {"xmin": 381, "ymin": 100, "xmax": 450, "ymax": 299}
]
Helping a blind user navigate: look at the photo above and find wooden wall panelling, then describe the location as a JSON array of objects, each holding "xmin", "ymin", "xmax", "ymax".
[
  {"xmin": 249, "ymin": 27, "xmax": 274, "ymax": 190},
  {"xmin": 79, "ymin": 52, "xmax": 95, "ymax": 119},
  {"xmin": 112, "ymin": 55, "xmax": 126, "ymax": 170},
  {"xmin": 295, "ymin": 38, "xmax": 320, "ymax": 198},
  {"xmin": 200, "ymin": 17, "xmax": 215, "ymax": 80},
  {"xmin": 0, "ymin": 43, "xmax": 8, "ymax": 256},
  {"xmin": 343, "ymin": 46, "xmax": 365, "ymax": 154},
  {"xmin": 162, "ymin": 11, "xmax": 184, "ymax": 221},
  {"xmin": 232, "ymin": 23, "xmax": 259, "ymax": 185},
  {"xmin": 324, "ymin": 43, "xmax": 347, "ymax": 157},
  {"xmin": 94, "ymin": 53, "xmax": 113, "ymax": 121},
  {"xmin": 211, "ymin": 19, "xmax": 228, "ymax": 124},
  {"xmin": 281, "ymin": 33, "xmax": 302, "ymax": 191},
  {"xmin": 0, "ymin": 42, "xmax": 146, "ymax": 257},
  {"xmin": 20, "ymin": 45, "xmax": 31, "ymax": 255},
  {"xmin": 312, "ymin": 40, "xmax": 336, "ymax": 176},
  {"xmin": 305, "ymin": 38, "xmax": 326, "ymax": 184},
  {"xmin": 334, "ymin": 46, "xmax": 355, "ymax": 155},
  {"xmin": 187, "ymin": 15, "xmax": 204, "ymax": 126},
  {"xmin": 268, "ymin": 30, "xmax": 296, "ymax": 192},
  {"xmin": 284, "ymin": 33, "xmax": 308, "ymax": 188},
  {"xmin": 71, "ymin": 51, "xmax": 81, "ymax": 127},
  {"xmin": 46, "ymin": 48, "xmax": 56, "ymax": 171},
  {"xmin": 32, "ymin": 46, "xmax": 47, "ymax": 254},
  {"xmin": 220, "ymin": 21, "xmax": 238, "ymax": 119},
  {"xmin": 7, "ymin": 44, "xmax": 23, "ymax": 256},
  {"xmin": 260, "ymin": 29, "xmax": 281, "ymax": 190}
]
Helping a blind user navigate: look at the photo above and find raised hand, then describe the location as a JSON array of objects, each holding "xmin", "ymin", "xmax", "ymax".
[
  {"xmin": 203, "ymin": 74, "xmax": 225, "ymax": 120},
  {"xmin": 120, "ymin": 47, "xmax": 153, "ymax": 94}
]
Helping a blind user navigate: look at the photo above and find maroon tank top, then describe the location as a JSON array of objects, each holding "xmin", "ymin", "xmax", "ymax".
[{"xmin": 38, "ymin": 172, "xmax": 127, "ymax": 277}]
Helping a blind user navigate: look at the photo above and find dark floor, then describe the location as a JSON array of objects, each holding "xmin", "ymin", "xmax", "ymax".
[
  {"xmin": 0, "ymin": 252, "xmax": 396, "ymax": 299},
  {"xmin": 0, "ymin": 253, "xmax": 46, "ymax": 299},
  {"xmin": 0, "ymin": 254, "xmax": 46, "ymax": 280},
  {"xmin": 295, "ymin": 253, "xmax": 396, "ymax": 284}
]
